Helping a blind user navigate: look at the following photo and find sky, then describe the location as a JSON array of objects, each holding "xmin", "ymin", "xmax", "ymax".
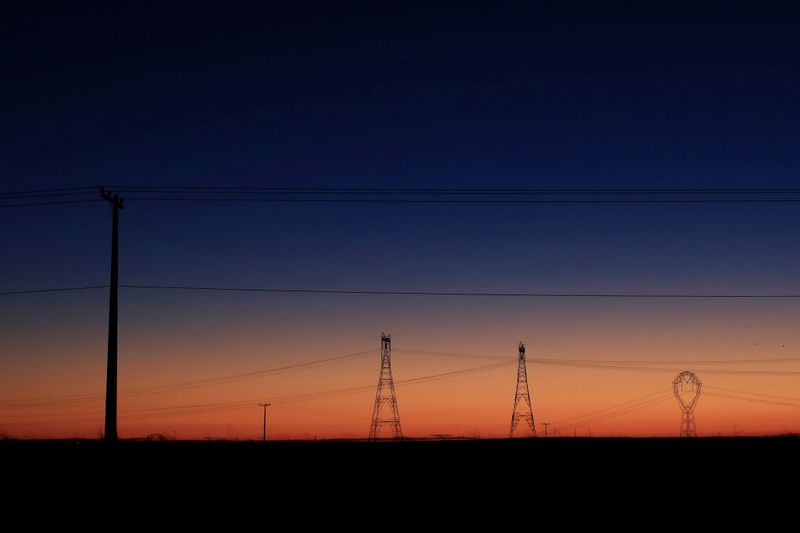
[{"xmin": 2, "ymin": 2, "xmax": 800, "ymax": 439}]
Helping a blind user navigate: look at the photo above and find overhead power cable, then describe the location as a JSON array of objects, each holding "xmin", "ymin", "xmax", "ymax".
[
  {"xmin": 0, "ymin": 199, "xmax": 104, "ymax": 208},
  {"xmin": 395, "ymin": 348, "xmax": 800, "ymax": 365},
  {"xmin": 122, "ymin": 197, "xmax": 800, "ymax": 205},
  {"xmin": 553, "ymin": 395, "xmax": 674, "ymax": 433},
  {"xmin": 551, "ymin": 390, "xmax": 673, "ymax": 426},
  {"xmin": 6, "ymin": 185, "xmax": 800, "ymax": 195},
  {"xmin": 7, "ymin": 185, "xmax": 800, "ymax": 207},
  {"xmin": 114, "ymin": 360, "xmax": 514, "ymax": 420},
  {"xmin": 0, "ymin": 186, "xmax": 97, "ymax": 196},
  {"xmin": 6, "ymin": 284, "xmax": 800, "ymax": 298},
  {"xmin": 704, "ymin": 391, "xmax": 800, "ymax": 408},
  {"xmin": 0, "ymin": 349, "xmax": 375, "ymax": 409},
  {"xmin": 704, "ymin": 385, "xmax": 800, "ymax": 404},
  {"xmin": 101, "ymin": 185, "xmax": 800, "ymax": 196}
]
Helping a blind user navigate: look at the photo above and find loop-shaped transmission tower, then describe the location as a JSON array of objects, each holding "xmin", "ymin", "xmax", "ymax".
[{"xmin": 673, "ymin": 371, "xmax": 701, "ymax": 437}]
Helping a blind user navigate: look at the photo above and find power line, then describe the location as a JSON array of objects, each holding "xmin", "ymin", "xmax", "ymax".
[
  {"xmin": 5, "ymin": 283, "xmax": 800, "ymax": 298},
  {"xmin": 395, "ymin": 348, "xmax": 800, "ymax": 365},
  {"xmin": 0, "ymin": 186, "xmax": 97, "ymax": 196},
  {"xmin": 4, "ymin": 344, "xmax": 798, "ymax": 411},
  {"xmin": 268, "ymin": 361, "xmax": 513, "ymax": 406},
  {"xmin": 553, "ymin": 391, "xmax": 677, "ymax": 433},
  {"xmin": 396, "ymin": 349, "xmax": 800, "ymax": 376},
  {"xmin": 395, "ymin": 348, "xmax": 509, "ymax": 361},
  {"xmin": 0, "ymin": 192, "xmax": 101, "ymax": 200},
  {"xmin": 99, "ymin": 185, "xmax": 800, "ymax": 204},
  {"xmin": 7, "ymin": 365, "xmax": 800, "ymax": 430},
  {"xmin": 530, "ymin": 359, "xmax": 800, "ymax": 376},
  {"xmin": 0, "ymin": 199, "xmax": 104, "ymax": 208},
  {"xmin": 117, "ymin": 349, "xmax": 375, "ymax": 398},
  {"xmin": 704, "ymin": 385, "xmax": 800, "ymax": 403},
  {"xmin": 123, "ymin": 197, "xmax": 800, "ymax": 205},
  {"xmin": 532, "ymin": 357, "xmax": 800, "ymax": 365},
  {"xmin": 553, "ymin": 396, "xmax": 674, "ymax": 433},
  {"xmin": 101, "ymin": 186, "xmax": 800, "ymax": 195},
  {"xmin": 109, "ymin": 361, "xmax": 513, "ymax": 420},
  {"xmin": 11, "ymin": 185, "xmax": 800, "ymax": 198},
  {"xmin": 12, "ymin": 284, "xmax": 800, "ymax": 299},
  {"xmin": 9, "ymin": 186, "xmax": 800, "ymax": 203},
  {"xmin": 0, "ymin": 285, "xmax": 109, "ymax": 296},
  {"xmin": 8, "ymin": 185, "xmax": 800, "ymax": 207},
  {"xmin": 704, "ymin": 391, "xmax": 800, "ymax": 408},
  {"xmin": 0, "ymin": 391, "xmax": 102, "ymax": 409},
  {"xmin": 6, "ymin": 385, "xmax": 797, "ymax": 426},
  {"xmin": 553, "ymin": 390, "xmax": 673, "ymax": 426},
  {"xmin": 143, "ymin": 362, "xmax": 512, "ymax": 418},
  {"xmin": 0, "ymin": 349, "xmax": 375, "ymax": 409},
  {"xmin": 117, "ymin": 285, "xmax": 800, "ymax": 298}
]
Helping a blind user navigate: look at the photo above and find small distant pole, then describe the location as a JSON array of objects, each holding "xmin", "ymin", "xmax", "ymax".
[
  {"xmin": 259, "ymin": 402, "xmax": 271, "ymax": 441},
  {"xmin": 542, "ymin": 422, "xmax": 550, "ymax": 437},
  {"xmin": 101, "ymin": 187, "xmax": 123, "ymax": 442}
]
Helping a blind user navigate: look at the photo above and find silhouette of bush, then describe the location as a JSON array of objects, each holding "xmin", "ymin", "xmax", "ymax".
[{"xmin": 144, "ymin": 433, "xmax": 171, "ymax": 441}]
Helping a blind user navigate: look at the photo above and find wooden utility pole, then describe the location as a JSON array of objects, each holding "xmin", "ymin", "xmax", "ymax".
[{"xmin": 101, "ymin": 188, "xmax": 123, "ymax": 442}]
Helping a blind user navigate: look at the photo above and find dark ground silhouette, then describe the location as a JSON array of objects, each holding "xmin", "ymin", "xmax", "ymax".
[
  {"xmin": 3, "ymin": 437, "xmax": 792, "ymax": 512},
  {"xmin": 4, "ymin": 436, "xmax": 796, "ymax": 475}
]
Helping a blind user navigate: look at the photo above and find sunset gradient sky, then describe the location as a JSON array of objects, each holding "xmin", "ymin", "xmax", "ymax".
[{"xmin": 2, "ymin": 3, "xmax": 800, "ymax": 438}]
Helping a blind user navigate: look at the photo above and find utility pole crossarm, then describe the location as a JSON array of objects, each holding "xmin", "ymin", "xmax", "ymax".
[{"xmin": 101, "ymin": 187, "xmax": 124, "ymax": 209}]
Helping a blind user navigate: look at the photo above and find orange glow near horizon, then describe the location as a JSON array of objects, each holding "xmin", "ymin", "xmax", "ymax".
[{"xmin": 3, "ymin": 298, "xmax": 800, "ymax": 439}]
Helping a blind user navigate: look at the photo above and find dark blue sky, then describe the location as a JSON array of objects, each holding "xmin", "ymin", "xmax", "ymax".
[
  {"xmin": 2, "ymin": 2, "xmax": 800, "ymax": 331},
  {"xmin": 4, "ymin": 3, "xmax": 800, "ymax": 189}
]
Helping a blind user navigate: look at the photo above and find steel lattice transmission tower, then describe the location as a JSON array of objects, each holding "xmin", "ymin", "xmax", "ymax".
[
  {"xmin": 509, "ymin": 341, "xmax": 537, "ymax": 438},
  {"xmin": 368, "ymin": 332, "xmax": 403, "ymax": 440},
  {"xmin": 673, "ymin": 371, "xmax": 701, "ymax": 437}
]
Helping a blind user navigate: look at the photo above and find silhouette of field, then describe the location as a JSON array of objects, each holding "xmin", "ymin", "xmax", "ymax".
[
  {"xmin": 4, "ymin": 436, "xmax": 796, "ymax": 476},
  {"xmin": 4, "ymin": 437, "xmax": 792, "ymax": 506}
]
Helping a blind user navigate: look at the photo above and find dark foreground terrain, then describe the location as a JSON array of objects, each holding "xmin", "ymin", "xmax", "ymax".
[
  {"xmin": 3, "ymin": 436, "xmax": 797, "ymax": 475},
  {"xmin": 3, "ymin": 437, "xmax": 796, "ymax": 512}
]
